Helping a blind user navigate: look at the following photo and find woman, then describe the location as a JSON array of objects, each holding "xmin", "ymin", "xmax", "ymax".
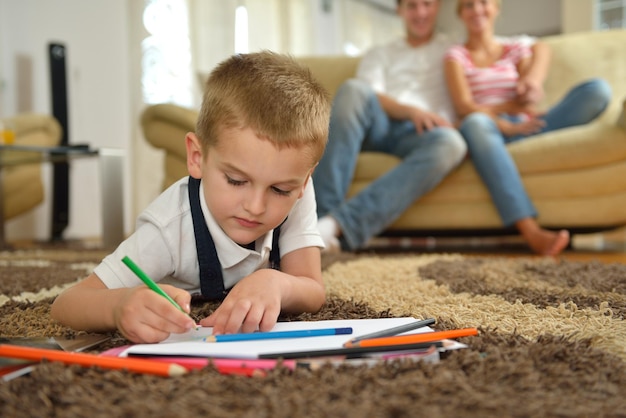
[{"xmin": 444, "ymin": 0, "xmax": 611, "ymax": 255}]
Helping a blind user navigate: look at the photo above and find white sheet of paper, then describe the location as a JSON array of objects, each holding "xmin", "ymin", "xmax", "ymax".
[{"xmin": 121, "ymin": 317, "xmax": 457, "ymax": 359}]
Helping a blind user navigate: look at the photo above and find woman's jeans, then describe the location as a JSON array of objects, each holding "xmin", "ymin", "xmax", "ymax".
[
  {"xmin": 313, "ymin": 79, "xmax": 467, "ymax": 250},
  {"xmin": 459, "ymin": 78, "xmax": 612, "ymax": 226}
]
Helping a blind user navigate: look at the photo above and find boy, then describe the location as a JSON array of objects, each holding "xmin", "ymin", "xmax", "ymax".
[{"xmin": 51, "ymin": 51, "xmax": 331, "ymax": 343}]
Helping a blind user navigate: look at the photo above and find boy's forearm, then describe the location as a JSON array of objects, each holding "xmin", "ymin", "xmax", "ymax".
[
  {"xmin": 279, "ymin": 274, "xmax": 326, "ymax": 314},
  {"xmin": 277, "ymin": 247, "xmax": 325, "ymax": 313},
  {"xmin": 51, "ymin": 285, "xmax": 118, "ymax": 332}
]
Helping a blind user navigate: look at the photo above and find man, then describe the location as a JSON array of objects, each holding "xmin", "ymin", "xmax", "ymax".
[
  {"xmin": 314, "ymin": 0, "xmax": 548, "ymax": 252},
  {"xmin": 313, "ymin": 0, "xmax": 466, "ymax": 252}
]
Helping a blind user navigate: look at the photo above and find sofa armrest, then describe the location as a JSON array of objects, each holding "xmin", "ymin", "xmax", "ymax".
[
  {"xmin": 141, "ymin": 103, "xmax": 197, "ymax": 162},
  {"xmin": 296, "ymin": 56, "xmax": 361, "ymax": 98},
  {"xmin": 1, "ymin": 113, "xmax": 61, "ymax": 221},
  {"xmin": 6, "ymin": 113, "xmax": 62, "ymax": 147}
]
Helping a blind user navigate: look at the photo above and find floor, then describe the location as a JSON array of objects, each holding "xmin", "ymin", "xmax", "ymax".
[
  {"xmin": 365, "ymin": 227, "xmax": 626, "ymax": 263},
  {"xmin": 6, "ymin": 227, "xmax": 626, "ymax": 264}
]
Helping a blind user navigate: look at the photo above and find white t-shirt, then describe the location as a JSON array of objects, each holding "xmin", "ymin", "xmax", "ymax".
[
  {"xmin": 94, "ymin": 177, "xmax": 323, "ymax": 295},
  {"xmin": 357, "ymin": 33, "xmax": 535, "ymax": 123},
  {"xmin": 357, "ymin": 33, "xmax": 456, "ymax": 123}
]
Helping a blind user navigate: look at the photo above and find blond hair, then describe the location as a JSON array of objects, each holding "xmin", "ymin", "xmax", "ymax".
[
  {"xmin": 196, "ymin": 51, "xmax": 330, "ymax": 166},
  {"xmin": 456, "ymin": 0, "xmax": 501, "ymax": 15}
]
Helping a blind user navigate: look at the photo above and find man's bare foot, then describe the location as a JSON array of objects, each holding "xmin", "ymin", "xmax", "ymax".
[{"xmin": 526, "ymin": 229, "xmax": 570, "ymax": 256}]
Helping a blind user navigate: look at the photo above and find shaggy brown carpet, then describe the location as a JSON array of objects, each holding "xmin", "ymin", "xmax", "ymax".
[{"xmin": 1, "ymin": 247, "xmax": 625, "ymax": 417}]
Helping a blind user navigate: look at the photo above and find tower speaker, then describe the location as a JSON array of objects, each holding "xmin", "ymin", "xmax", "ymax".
[{"xmin": 48, "ymin": 42, "xmax": 69, "ymax": 240}]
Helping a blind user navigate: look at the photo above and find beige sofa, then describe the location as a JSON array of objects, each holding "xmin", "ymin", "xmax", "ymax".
[
  {"xmin": 141, "ymin": 29, "xmax": 626, "ymax": 237},
  {"xmin": 1, "ymin": 113, "xmax": 62, "ymax": 220}
]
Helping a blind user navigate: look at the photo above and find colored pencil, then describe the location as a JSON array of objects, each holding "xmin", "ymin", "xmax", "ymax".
[
  {"xmin": 0, "ymin": 344, "xmax": 187, "ymax": 377},
  {"xmin": 1, "ymin": 364, "xmax": 36, "ymax": 382},
  {"xmin": 214, "ymin": 364, "xmax": 268, "ymax": 377},
  {"xmin": 138, "ymin": 356, "xmax": 297, "ymax": 372},
  {"xmin": 204, "ymin": 327, "xmax": 353, "ymax": 343},
  {"xmin": 344, "ymin": 318, "xmax": 436, "ymax": 345},
  {"xmin": 122, "ymin": 256, "xmax": 185, "ymax": 313},
  {"xmin": 295, "ymin": 346, "xmax": 439, "ymax": 370},
  {"xmin": 344, "ymin": 327, "xmax": 478, "ymax": 348},
  {"xmin": 258, "ymin": 341, "xmax": 446, "ymax": 359},
  {"xmin": 211, "ymin": 358, "xmax": 296, "ymax": 371},
  {"xmin": 296, "ymin": 357, "xmax": 382, "ymax": 370}
]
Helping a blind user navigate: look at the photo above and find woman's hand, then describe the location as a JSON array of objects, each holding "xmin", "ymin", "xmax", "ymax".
[
  {"xmin": 497, "ymin": 117, "xmax": 545, "ymax": 137},
  {"xmin": 516, "ymin": 74, "xmax": 546, "ymax": 106}
]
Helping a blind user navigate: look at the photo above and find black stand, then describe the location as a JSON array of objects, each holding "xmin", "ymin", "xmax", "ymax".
[{"xmin": 48, "ymin": 43, "xmax": 70, "ymax": 241}]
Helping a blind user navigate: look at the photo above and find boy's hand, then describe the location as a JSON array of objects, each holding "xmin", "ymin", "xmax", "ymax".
[
  {"xmin": 199, "ymin": 270, "xmax": 283, "ymax": 334},
  {"xmin": 113, "ymin": 285, "xmax": 195, "ymax": 343}
]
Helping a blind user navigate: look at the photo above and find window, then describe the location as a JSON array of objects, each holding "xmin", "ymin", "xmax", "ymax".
[
  {"xmin": 235, "ymin": 5, "xmax": 249, "ymax": 54},
  {"xmin": 597, "ymin": 0, "xmax": 626, "ymax": 29},
  {"xmin": 141, "ymin": 0, "xmax": 193, "ymax": 107}
]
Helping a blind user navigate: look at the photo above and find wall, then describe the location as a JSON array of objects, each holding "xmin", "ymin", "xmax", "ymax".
[
  {"xmin": 562, "ymin": 0, "xmax": 595, "ymax": 33},
  {"xmin": 0, "ymin": 0, "xmax": 134, "ymax": 243},
  {"xmin": 437, "ymin": 0, "xmax": 562, "ymax": 40}
]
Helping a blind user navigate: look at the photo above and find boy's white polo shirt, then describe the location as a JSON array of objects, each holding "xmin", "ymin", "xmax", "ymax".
[{"xmin": 94, "ymin": 177, "xmax": 323, "ymax": 295}]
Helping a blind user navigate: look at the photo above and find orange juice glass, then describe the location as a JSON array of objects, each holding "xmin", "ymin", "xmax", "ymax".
[{"xmin": 0, "ymin": 121, "xmax": 16, "ymax": 145}]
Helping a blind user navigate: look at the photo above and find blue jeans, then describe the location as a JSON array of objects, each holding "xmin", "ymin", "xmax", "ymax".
[
  {"xmin": 459, "ymin": 78, "xmax": 612, "ymax": 226},
  {"xmin": 313, "ymin": 79, "xmax": 467, "ymax": 250}
]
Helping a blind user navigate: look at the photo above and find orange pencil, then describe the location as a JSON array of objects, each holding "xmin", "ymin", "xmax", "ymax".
[
  {"xmin": 214, "ymin": 364, "xmax": 267, "ymax": 378},
  {"xmin": 344, "ymin": 328, "xmax": 478, "ymax": 348},
  {"xmin": 0, "ymin": 344, "xmax": 187, "ymax": 377}
]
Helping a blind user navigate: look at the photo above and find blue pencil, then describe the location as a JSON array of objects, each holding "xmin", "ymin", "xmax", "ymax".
[{"xmin": 203, "ymin": 327, "xmax": 353, "ymax": 343}]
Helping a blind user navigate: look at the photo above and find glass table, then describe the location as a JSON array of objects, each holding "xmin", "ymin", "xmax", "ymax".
[{"xmin": 0, "ymin": 144, "xmax": 125, "ymax": 248}]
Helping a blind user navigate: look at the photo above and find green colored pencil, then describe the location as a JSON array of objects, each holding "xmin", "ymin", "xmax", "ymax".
[{"xmin": 121, "ymin": 256, "xmax": 185, "ymax": 313}]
